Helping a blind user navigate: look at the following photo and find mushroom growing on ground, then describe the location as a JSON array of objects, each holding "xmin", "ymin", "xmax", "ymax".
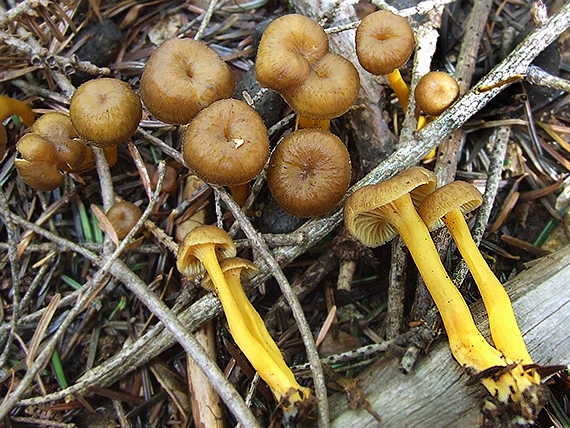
[
  {"xmin": 344, "ymin": 167, "xmax": 544, "ymax": 424},
  {"xmin": 15, "ymin": 134, "xmax": 64, "ymax": 190},
  {"xmin": 256, "ymin": 14, "xmax": 360, "ymax": 130},
  {"xmin": 202, "ymin": 257, "xmax": 309, "ymax": 416},
  {"xmin": 0, "ymin": 94, "xmax": 35, "ymax": 126},
  {"xmin": 69, "ymin": 78, "xmax": 142, "ymax": 147},
  {"xmin": 415, "ymin": 71, "xmax": 460, "ymax": 117},
  {"xmin": 355, "ymin": 10, "xmax": 415, "ymax": 111},
  {"xmin": 418, "ymin": 180, "xmax": 534, "ymax": 365},
  {"xmin": 182, "ymin": 98, "xmax": 269, "ymax": 204},
  {"xmin": 267, "ymin": 128, "xmax": 351, "ymax": 218},
  {"xmin": 140, "ymin": 38, "xmax": 235, "ymax": 125},
  {"xmin": 106, "ymin": 201, "xmax": 143, "ymax": 240}
]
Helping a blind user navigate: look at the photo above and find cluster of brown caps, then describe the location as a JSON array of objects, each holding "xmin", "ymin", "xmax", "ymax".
[{"xmin": 13, "ymin": 78, "xmax": 141, "ymax": 191}]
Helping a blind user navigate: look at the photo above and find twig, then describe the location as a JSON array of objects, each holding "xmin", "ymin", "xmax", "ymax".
[{"xmin": 215, "ymin": 188, "xmax": 330, "ymax": 428}]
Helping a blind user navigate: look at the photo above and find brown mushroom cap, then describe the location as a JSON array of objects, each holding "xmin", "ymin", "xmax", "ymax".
[
  {"xmin": 267, "ymin": 129, "xmax": 352, "ymax": 218},
  {"xmin": 355, "ymin": 10, "xmax": 415, "ymax": 76},
  {"xmin": 15, "ymin": 134, "xmax": 64, "ymax": 190},
  {"xmin": 140, "ymin": 38, "xmax": 235, "ymax": 125},
  {"xmin": 183, "ymin": 99, "xmax": 269, "ymax": 186},
  {"xmin": 32, "ymin": 112, "xmax": 87, "ymax": 172},
  {"xmin": 343, "ymin": 166, "xmax": 436, "ymax": 247},
  {"xmin": 415, "ymin": 71, "xmax": 460, "ymax": 116},
  {"xmin": 256, "ymin": 14, "xmax": 329, "ymax": 94},
  {"xmin": 70, "ymin": 78, "xmax": 142, "ymax": 147},
  {"xmin": 418, "ymin": 181, "xmax": 483, "ymax": 230},
  {"xmin": 284, "ymin": 52, "xmax": 360, "ymax": 120},
  {"xmin": 106, "ymin": 201, "xmax": 143, "ymax": 240},
  {"xmin": 176, "ymin": 225, "xmax": 237, "ymax": 277}
]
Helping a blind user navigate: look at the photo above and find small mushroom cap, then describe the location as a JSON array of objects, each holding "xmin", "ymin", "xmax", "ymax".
[
  {"xmin": 415, "ymin": 71, "xmax": 460, "ymax": 116},
  {"xmin": 106, "ymin": 201, "xmax": 143, "ymax": 240},
  {"xmin": 176, "ymin": 225, "xmax": 237, "ymax": 277},
  {"xmin": 355, "ymin": 10, "xmax": 415, "ymax": 76},
  {"xmin": 140, "ymin": 38, "xmax": 235, "ymax": 125},
  {"xmin": 202, "ymin": 257, "xmax": 258, "ymax": 291},
  {"xmin": 70, "ymin": 78, "xmax": 142, "ymax": 147},
  {"xmin": 418, "ymin": 181, "xmax": 483, "ymax": 230},
  {"xmin": 344, "ymin": 166, "xmax": 437, "ymax": 248},
  {"xmin": 15, "ymin": 134, "xmax": 63, "ymax": 190},
  {"xmin": 32, "ymin": 112, "xmax": 87, "ymax": 172},
  {"xmin": 284, "ymin": 52, "xmax": 360, "ymax": 120},
  {"xmin": 256, "ymin": 14, "xmax": 329, "ymax": 94},
  {"xmin": 183, "ymin": 99, "xmax": 269, "ymax": 186},
  {"xmin": 267, "ymin": 129, "xmax": 351, "ymax": 218}
]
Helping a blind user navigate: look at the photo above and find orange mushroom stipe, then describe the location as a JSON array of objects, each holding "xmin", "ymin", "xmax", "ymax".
[
  {"xmin": 267, "ymin": 128, "xmax": 351, "ymax": 218},
  {"xmin": 140, "ymin": 38, "xmax": 235, "ymax": 125},
  {"xmin": 182, "ymin": 98, "xmax": 269, "ymax": 205},
  {"xmin": 70, "ymin": 78, "xmax": 142, "ymax": 147},
  {"xmin": 355, "ymin": 10, "xmax": 415, "ymax": 111},
  {"xmin": 256, "ymin": 14, "xmax": 360, "ymax": 130},
  {"xmin": 0, "ymin": 94, "xmax": 35, "ymax": 127}
]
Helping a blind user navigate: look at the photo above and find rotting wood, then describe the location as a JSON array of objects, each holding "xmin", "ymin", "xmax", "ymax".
[{"xmin": 329, "ymin": 244, "xmax": 570, "ymax": 427}]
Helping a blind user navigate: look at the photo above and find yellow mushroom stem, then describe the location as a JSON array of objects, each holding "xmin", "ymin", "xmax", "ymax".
[
  {"xmin": 374, "ymin": 193, "xmax": 540, "ymax": 405},
  {"xmin": 0, "ymin": 94, "xmax": 35, "ymax": 127},
  {"xmin": 387, "ymin": 69, "xmax": 410, "ymax": 111},
  {"xmin": 442, "ymin": 208, "xmax": 533, "ymax": 364},
  {"xmin": 296, "ymin": 116, "xmax": 330, "ymax": 131},
  {"xmin": 210, "ymin": 263, "xmax": 307, "ymax": 404}
]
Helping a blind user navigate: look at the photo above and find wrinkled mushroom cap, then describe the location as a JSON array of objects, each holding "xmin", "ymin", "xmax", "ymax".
[
  {"xmin": 176, "ymin": 225, "xmax": 237, "ymax": 277},
  {"xmin": 202, "ymin": 257, "xmax": 258, "ymax": 291},
  {"xmin": 343, "ymin": 166, "xmax": 437, "ymax": 247},
  {"xmin": 106, "ymin": 201, "xmax": 143, "ymax": 240},
  {"xmin": 141, "ymin": 38, "xmax": 235, "ymax": 125},
  {"xmin": 267, "ymin": 129, "xmax": 351, "ymax": 218},
  {"xmin": 284, "ymin": 52, "xmax": 360, "ymax": 120},
  {"xmin": 70, "ymin": 78, "xmax": 142, "ymax": 147},
  {"xmin": 256, "ymin": 14, "xmax": 329, "ymax": 94},
  {"xmin": 418, "ymin": 181, "xmax": 483, "ymax": 230},
  {"xmin": 415, "ymin": 71, "xmax": 460, "ymax": 116},
  {"xmin": 15, "ymin": 134, "xmax": 64, "ymax": 190},
  {"xmin": 183, "ymin": 99, "xmax": 269, "ymax": 186},
  {"xmin": 355, "ymin": 10, "xmax": 415, "ymax": 76}
]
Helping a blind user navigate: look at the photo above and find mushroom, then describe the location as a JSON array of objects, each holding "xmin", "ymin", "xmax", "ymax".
[
  {"xmin": 418, "ymin": 180, "xmax": 533, "ymax": 364},
  {"xmin": 69, "ymin": 78, "xmax": 142, "ymax": 147},
  {"xmin": 14, "ymin": 133, "xmax": 64, "ymax": 190},
  {"xmin": 415, "ymin": 71, "xmax": 460, "ymax": 117},
  {"xmin": 344, "ymin": 167, "xmax": 543, "ymax": 422},
  {"xmin": 202, "ymin": 257, "xmax": 308, "ymax": 409},
  {"xmin": 140, "ymin": 38, "xmax": 235, "ymax": 125},
  {"xmin": 355, "ymin": 10, "xmax": 415, "ymax": 110},
  {"xmin": 182, "ymin": 98, "xmax": 269, "ymax": 204},
  {"xmin": 256, "ymin": 14, "xmax": 360, "ymax": 130},
  {"xmin": 267, "ymin": 128, "xmax": 351, "ymax": 218},
  {"xmin": 0, "ymin": 94, "xmax": 35, "ymax": 126},
  {"xmin": 106, "ymin": 201, "xmax": 143, "ymax": 240},
  {"xmin": 177, "ymin": 225, "xmax": 237, "ymax": 304},
  {"xmin": 31, "ymin": 112, "xmax": 87, "ymax": 172}
]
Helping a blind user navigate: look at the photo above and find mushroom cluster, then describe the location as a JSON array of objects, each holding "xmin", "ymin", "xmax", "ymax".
[
  {"xmin": 176, "ymin": 225, "xmax": 311, "ymax": 418},
  {"xmin": 344, "ymin": 167, "xmax": 544, "ymax": 425},
  {"xmin": 256, "ymin": 14, "xmax": 360, "ymax": 130},
  {"xmin": 14, "ymin": 112, "xmax": 117, "ymax": 191}
]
